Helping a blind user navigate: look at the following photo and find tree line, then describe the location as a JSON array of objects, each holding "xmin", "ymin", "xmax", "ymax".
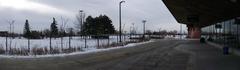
[{"xmin": 23, "ymin": 14, "xmax": 116, "ymax": 39}]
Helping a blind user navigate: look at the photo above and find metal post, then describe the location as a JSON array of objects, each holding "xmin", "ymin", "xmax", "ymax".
[
  {"xmin": 180, "ymin": 24, "xmax": 183, "ymax": 39},
  {"xmin": 108, "ymin": 36, "xmax": 110, "ymax": 47},
  {"xmin": 85, "ymin": 36, "xmax": 87, "ymax": 48},
  {"xmin": 223, "ymin": 22, "xmax": 225, "ymax": 48},
  {"xmin": 130, "ymin": 26, "xmax": 132, "ymax": 40},
  {"xmin": 5, "ymin": 34, "xmax": 8, "ymax": 54},
  {"xmin": 9, "ymin": 22, "xmax": 12, "ymax": 52},
  {"xmin": 237, "ymin": 20, "xmax": 239, "ymax": 47},
  {"xmin": 69, "ymin": 34, "xmax": 71, "ymax": 50},
  {"xmin": 50, "ymin": 34, "xmax": 52, "ymax": 53},
  {"xmin": 97, "ymin": 38, "xmax": 99, "ymax": 48},
  {"xmin": 49, "ymin": 35, "xmax": 52, "ymax": 53},
  {"xmin": 28, "ymin": 38, "xmax": 30, "ymax": 53}
]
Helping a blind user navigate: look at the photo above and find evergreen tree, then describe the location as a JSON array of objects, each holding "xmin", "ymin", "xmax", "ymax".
[
  {"xmin": 81, "ymin": 15, "xmax": 115, "ymax": 35},
  {"xmin": 50, "ymin": 17, "xmax": 59, "ymax": 38},
  {"xmin": 81, "ymin": 16, "xmax": 94, "ymax": 35},
  {"xmin": 95, "ymin": 15, "xmax": 104, "ymax": 35},
  {"xmin": 102, "ymin": 15, "xmax": 115, "ymax": 34},
  {"xmin": 23, "ymin": 19, "xmax": 31, "ymax": 39}
]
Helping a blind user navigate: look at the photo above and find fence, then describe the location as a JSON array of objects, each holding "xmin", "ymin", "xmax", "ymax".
[{"xmin": 0, "ymin": 35, "xmax": 149, "ymax": 56}]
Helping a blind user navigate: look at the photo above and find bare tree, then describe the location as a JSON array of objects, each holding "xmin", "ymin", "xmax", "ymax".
[
  {"xmin": 130, "ymin": 23, "xmax": 136, "ymax": 34},
  {"xmin": 130, "ymin": 23, "xmax": 136, "ymax": 39},
  {"xmin": 60, "ymin": 17, "xmax": 69, "ymax": 51},
  {"xmin": 6, "ymin": 20, "xmax": 15, "ymax": 53}
]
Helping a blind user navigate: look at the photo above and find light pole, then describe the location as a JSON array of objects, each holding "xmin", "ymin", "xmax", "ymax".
[
  {"xmin": 142, "ymin": 20, "xmax": 146, "ymax": 38},
  {"xmin": 119, "ymin": 1, "xmax": 125, "ymax": 43},
  {"xmin": 79, "ymin": 10, "xmax": 84, "ymax": 36}
]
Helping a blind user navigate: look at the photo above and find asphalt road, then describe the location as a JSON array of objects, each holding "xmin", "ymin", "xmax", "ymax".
[{"xmin": 0, "ymin": 39, "xmax": 239, "ymax": 70}]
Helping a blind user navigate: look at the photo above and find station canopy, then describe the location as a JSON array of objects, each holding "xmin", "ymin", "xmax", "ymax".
[{"xmin": 162, "ymin": 0, "xmax": 240, "ymax": 27}]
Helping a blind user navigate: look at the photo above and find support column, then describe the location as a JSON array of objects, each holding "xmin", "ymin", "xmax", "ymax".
[{"xmin": 187, "ymin": 24, "xmax": 201, "ymax": 39}]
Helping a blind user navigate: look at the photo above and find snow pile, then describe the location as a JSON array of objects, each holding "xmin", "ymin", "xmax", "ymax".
[{"xmin": 164, "ymin": 35, "xmax": 187, "ymax": 39}]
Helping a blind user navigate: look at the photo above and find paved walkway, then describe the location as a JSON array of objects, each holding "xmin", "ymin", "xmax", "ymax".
[
  {"xmin": 0, "ymin": 39, "xmax": 239, "ymax": 70},
  {"xmin": 176, "ymin": 40, "xmax": 240, "ymax": 70}
]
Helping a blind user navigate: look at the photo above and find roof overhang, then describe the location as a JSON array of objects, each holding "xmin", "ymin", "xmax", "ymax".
[{"xmin": 162, "ymin": 0, "xmax": 240, "ymax": 27}]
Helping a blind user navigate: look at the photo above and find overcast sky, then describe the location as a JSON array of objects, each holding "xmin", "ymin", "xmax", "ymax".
[{"xmin": 0, "ymin": 0, "xmax": 187, "ymax": 33}]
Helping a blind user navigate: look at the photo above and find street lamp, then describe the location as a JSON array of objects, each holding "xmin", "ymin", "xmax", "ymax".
[
  {"xmin": 79, "ymin": 10, "xmax": 84, "ymax": 35},
  {"xmin": 142, "ymin": 20, "xmax": 146, "ymax": 38},
  {"xmin": 119, "ymin": 0, "xmax": 125, "ymax": 43}
]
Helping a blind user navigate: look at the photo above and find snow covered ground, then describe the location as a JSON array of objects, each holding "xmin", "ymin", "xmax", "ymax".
[
  {"xmin": 164, "ymin": 35, "xmax": 187, "ymax": 39},
  {"xmin": 0, "ymin": 34, "xmax": 185, "ymax": 58},
  {"xmin": 0, "ymin": 35, "xmax": 186, "ymax": 51},
  {"xmin": 0, "ymin": 39, "xmax": 154, "ymax": 58},
  {"xmin": 0, "ymin": 36, "xmax": 130, "ymax": 50}
]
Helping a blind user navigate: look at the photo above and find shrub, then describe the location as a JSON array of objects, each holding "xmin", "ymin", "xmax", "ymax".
[
  {"xmin": 52, "ymin": 47, "xmax": 60, "ymax": 54},
  {"xmin": 0, "ymin": 47, "xmax": 5, "ymax": 54},
  {"xmin": 200, "ymin": 37, "xmax": 206, "ymax": 43},
  {"xmin": 20, "ymin": 48, "xmax": 29, "ymax": 56},
  {"xmin": 32, "ymin": 47, "xmax": 45, "ymax": 55}
]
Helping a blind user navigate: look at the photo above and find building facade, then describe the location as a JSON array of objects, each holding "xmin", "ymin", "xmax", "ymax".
[{"xmin": 201, "ymin": 18, "xmax": 240, "ymax": 48}]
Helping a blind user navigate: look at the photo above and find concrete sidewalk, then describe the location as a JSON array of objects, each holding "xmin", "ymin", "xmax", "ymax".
[
  {"xmin": 207, "ymin": 41, "xmax": 240, "ymax": 56},
  {"xmin": 176, "ymin": 40, "xmax": 240, "ymax": 70}
]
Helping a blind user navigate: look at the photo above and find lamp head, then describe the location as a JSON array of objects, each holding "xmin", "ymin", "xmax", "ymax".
[
  {"xmin": 120, "ymin": 1, "xmax": 125, "ymax": 3},
  {"xmin": 79, "ymin": 10, "xmax": 83, "ymax": 12},
  {"xmin": 142, "ymin": 20, "xmax": 147, "ymax": 23}
]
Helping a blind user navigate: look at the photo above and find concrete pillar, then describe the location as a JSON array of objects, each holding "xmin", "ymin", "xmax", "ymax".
[{"xmin": 187, "ymin": 24, "xmax": 201, "ymax": 39}]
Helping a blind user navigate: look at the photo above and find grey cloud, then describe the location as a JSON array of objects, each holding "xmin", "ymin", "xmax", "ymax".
[{"xmin": 0, "ymin": 0, "xmax": 187, "ymax": 33}]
